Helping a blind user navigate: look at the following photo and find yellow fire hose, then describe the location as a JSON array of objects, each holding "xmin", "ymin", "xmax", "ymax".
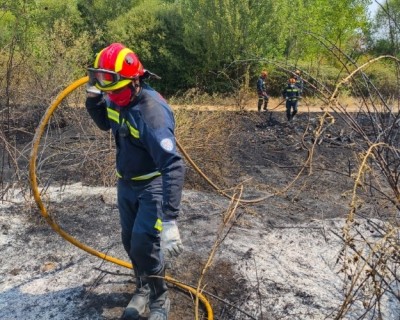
[{"xmin": 28, "ymin": 76, "xmax": 214, "ymax": 319}]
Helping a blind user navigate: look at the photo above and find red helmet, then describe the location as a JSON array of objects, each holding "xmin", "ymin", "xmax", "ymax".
[
  {"xmin": 261, "ymin": 70, "xmax": 268, "ymax": 78},
  {"xmin": 289, "ymin": 77, "xmax": 296, "ymax": 84},
  {"xmin": 90, "ymin": 43, "xmax": 145, "ymax": 91}
]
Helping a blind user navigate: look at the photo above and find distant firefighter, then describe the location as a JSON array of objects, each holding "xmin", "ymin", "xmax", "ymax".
[
  {"xmin": 294, "ymin": 69, "xmax": 304, "ymax": 96},
  {"xmin": 257, "ymin": 70, "xmax": 269, "ymax": 112},
  {"xmin": 282, "ymin": 77, "xmax": 300, "ymax": 121}
]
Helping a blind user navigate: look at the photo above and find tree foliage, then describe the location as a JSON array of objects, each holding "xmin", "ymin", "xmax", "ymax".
[
  {"xmin": 0, "ymin": 0, "xmax": 393, "ymax": 99},
  {"xmin": 371, "ymin": 0, "xmax": 400, "ymax": 55},
  {"xmin": 0, "ymin": 0, "xmax": 93, "ymax": 108}
]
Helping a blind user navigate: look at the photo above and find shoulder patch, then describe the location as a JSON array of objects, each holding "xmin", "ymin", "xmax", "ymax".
[{"xmin": 160, "ymin": 138, "xmax": 174, "ymax": 151}]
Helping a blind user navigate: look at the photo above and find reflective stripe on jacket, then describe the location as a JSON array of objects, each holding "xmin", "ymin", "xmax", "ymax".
[
  {"xmin": 85, "ymin": 83, "xmax": 185, "ymax": 219},
  {"xmin": 282, "ymin": 84, "xmax": 300, "ymax": 101}
]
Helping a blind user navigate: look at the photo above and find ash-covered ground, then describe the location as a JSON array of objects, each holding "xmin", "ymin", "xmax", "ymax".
[{"xmin": 1, "ymin": 108, "xmax": 399, "ymax": 319}]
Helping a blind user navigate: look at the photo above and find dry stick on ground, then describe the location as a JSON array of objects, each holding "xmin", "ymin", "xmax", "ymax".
[
  {"xmin": 0, "ymin": 128, "xmax": 29, "ymax": 199},
  {"xmin": 336, "ymin": 143, "xmax": 399, "ymax": 319},
  {"xmin": 355, "ymin": 228, "xmax": 400, "ymax": 300},
  {"xmin": 0, "ymin": 131, "xmax": 20, "ymax": 173},
  {"xmin": 300, "ymin": 105, "xmax": 314, "ymax": 151},
  {"xmin": 278, "ymin": 45, "xmax": 400, "ymax": 313},
  {"xmin": 81, "ymin": 246, "xmax": 114, "ymax": 303},
  {"xmin": 306, "ymin": 32, "xmax": 393, "ymax": 145},
  {"xmin": 213, "ymin": 54, "xmax": 399, "ymax": 318},
  {"xmin": 319, "ymin": 50, "xmax": 400, "ymax": 318},
  {"xmin": 344, "ymin": 144, "xmax": 385, "ymax": 229},
  {"xmin": 271, "ymin": 60, "xmax": 338, "ymax": 196},
  {"xmin": 252, "ymin": 257, "xmax": 264, "ymax": 320},
  {"xmin": 331, "ymin": 227, "xmax": 399, "ymax": 319},
  {"xmin": 265, "ymin": 62, "xmax": 338, "ymax": 196},
  {"xmin": 275, "ymin": 109, "xmax": 335, "ymax": 196},
  {"xmin": 165, "ymin": 276, "xmax": 257, "ymax": 320},
  {"xmin": 194, "ymin": 185, "xmax": 243, "ymax": 320},
  {"xmin": 177, "ymin": 139, "xmax": 268, "ymax": 203}
]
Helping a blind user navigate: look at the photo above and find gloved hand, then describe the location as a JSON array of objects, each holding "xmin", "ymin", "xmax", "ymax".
[
  {"xmin": 161, "ymin": 220, "xmax": 183, "ymax": 258},
  {"xmin": 86, "ymin": 84, "xmax": 101, "ymax": 96}
]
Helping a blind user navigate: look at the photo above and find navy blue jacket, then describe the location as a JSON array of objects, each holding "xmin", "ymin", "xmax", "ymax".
[
  {"xmin": 85, "ymin": 83, "xmax": 185, "ymax": 220},
  {"xmin": 282, "ymin": 84, "xmax": 300, "ymax": 101},
  {"xmin": 295, "ymin": 76, "xmax": 304, "ymax": 95},
  {"xmin": 257, "ymin": 76, "xmax": 267, "ymax": 95}
]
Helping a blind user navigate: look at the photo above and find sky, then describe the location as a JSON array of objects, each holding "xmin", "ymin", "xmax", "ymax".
[{"xmin": 369, "ymin": 1, "xmax": 381, "ymax": 16}]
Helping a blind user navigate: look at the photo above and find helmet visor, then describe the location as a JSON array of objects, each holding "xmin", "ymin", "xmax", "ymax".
[{"xmin": 88, "ymin": 68, "xmax": 134, "ymax": 90}]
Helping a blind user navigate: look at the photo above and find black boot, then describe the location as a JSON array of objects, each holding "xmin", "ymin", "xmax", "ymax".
[
  {"xmin": 148, "ymin": 269, "xmax": 170, "ymax": 320},
  {"xmin": 122, "ymin": 270, "xmax": 150, "ymax": 319},
  {"xmin": 286, "ymin": 111, "xmax": 291, "ymax": 122}
]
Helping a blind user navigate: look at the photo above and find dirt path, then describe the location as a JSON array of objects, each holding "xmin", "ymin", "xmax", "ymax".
[{"xmin": 172, "ymin": 97, "xmax": 362, "ymax": 112}]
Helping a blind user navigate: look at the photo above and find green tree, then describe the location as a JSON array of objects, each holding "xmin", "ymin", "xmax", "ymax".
[
  {"xmin": 180, "ymin": 0, "xmax": 288, "ymax": 91},
  {"xmin": 371, "ymin": 0, "xmax": 400, "ymax": 55},
  {"xmin": 281, "ymin": 0, "xmax": 370, "ymax": 60},
  {"xmin": 104, "ymin": 0, "xmax": 194, "ymax": 94},
  {"xmin": 177, "ymin": 0, "xmax": 371, "ymax": 93},
  {"xmin": 76, "ymin": 0, "xmax": 138, "ymax": 50},
  {"xmin": 0, "ymin": 0, "xmax": 92, "ymax": 106}
]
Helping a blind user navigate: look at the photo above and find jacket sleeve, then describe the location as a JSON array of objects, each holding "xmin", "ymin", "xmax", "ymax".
[
  {"xmin": 138, "ymin": 102, "xmax": 185, "ymax": 221},
  {"xmin": 85, "ymin": 95, "xmax": 111, "ymax": 131}
]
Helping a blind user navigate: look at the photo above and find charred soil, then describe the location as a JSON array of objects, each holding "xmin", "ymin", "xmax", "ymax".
[{"xmin": 1, "ymin": 106, "xmax": 397, "ymax": 320}]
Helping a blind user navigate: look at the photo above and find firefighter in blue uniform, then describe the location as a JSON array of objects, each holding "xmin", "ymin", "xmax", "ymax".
[
  {"xmin": 294, "ymin": 69, "xmax": 304, "ymax": 96},
  {"xmin": 257, "ymin": 70, "xmax": 269, "ymax": 111},
  {"xmin": 282, "ymin": 77, "xmax": 300, "ymax": 121},
  {"xmin": 85, "ymin": 43, "xmax": 184, "ymax": 320}
]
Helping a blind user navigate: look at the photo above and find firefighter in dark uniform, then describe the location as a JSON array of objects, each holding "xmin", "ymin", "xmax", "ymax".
[
  {"xmin": 85, "ymin": 43, "xmax": 185, "ymax": 320},
  {"xmin": 282, "ymin": 77, "xmax": 300, "ymax": 121},
  {"xmin": 294, "ymin": 69, "xmax": 304, "ymax": 96},
  {"xmin": 257, "ymin": 70, "xmax": 269, "ymax": 111}
]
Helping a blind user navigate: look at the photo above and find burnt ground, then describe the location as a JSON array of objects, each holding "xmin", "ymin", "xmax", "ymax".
[{"xmin": 1, "ymin": 105, "xmax": 398, "ymax": 320}]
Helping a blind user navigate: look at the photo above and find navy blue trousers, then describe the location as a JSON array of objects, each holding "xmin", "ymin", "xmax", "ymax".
[
  {"xmin": 286, "ymin": 100, "xmax": 298, "ymax": 120},
  {"xmin": 117, "ymin": 176, "xmax": 164, "ymax": 276}
]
